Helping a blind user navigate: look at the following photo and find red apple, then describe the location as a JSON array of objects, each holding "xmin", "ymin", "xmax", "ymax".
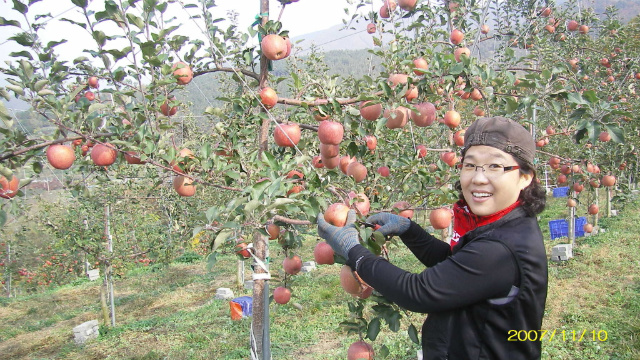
[
  {"xmin": 364, "ymin": 135, "xmax": 377, "ymax": 151},
  {"xmin": 172, "ymin": 62, "xmax": 193, "ymax": 85},
  {"xmin": 317, "ymin": 120, "xmax": 344, "ymax": 145},
  {"xmin": 450, "ymin": 29, "xmax": 464, "ymax": 45},
  {"xmin": 283, "ymin": 255, "xmax": 302, "ymax": 275},
  {"xmin": 567, "ymin": 20, "xmax": 579, "ymax": 31},
  {"xmin": 259, "ymin": 87, "xmax": 278, "ymax": 109},
  {"xmin": 359, "ymin": 101, "xmax": 382, "ymax": 121},
  {"xmin": 46, "ymin": 144, "xmax": 75, "ymax": 170},
  {"xmin": 410, "ymin": 102, "xmax": 436, "ymax": 127},
  {"xmin": 346, "ymin": 161, "xmax": 368, "ymax": 183},
  {"xmin": 324, "ymin": 203, "xmax": 350, "ymax": 227},
  {"xmin": 273, "ymin": 286, "xmax": 291, "ymax": 304},
  {"xmin": 444, "ymin": 110, "xmax": 461, "ymax": 129},
  {"xmin": 413, "ymin": 57, "xmax": 429, "ymax": 75},
  {"xmin": 313, "ymin": 242, "xmax": 335, "ymax": 265},
  {"xmin": 261, "ymin": 34, "xmax": 287, "ymax": 60},
  {"xmin": 91, "ymin": 143, "xmax": 117, "ymax": 166},
  {"xmin": 88, "ymin": 76, "xmax": 99, "ymax": 89},
  {"xmin": 339, "ymin": 155, "xmax": 356, "ymax": 175},
  {"xmin": 416, "ymin": 145, "xmax": 427, "ymax": 158},
  {"xmin": 274, "ymin": 123, "xmax": 301, "ymax": 147},
  {"xmin": 0, "ymin": 175, "xmax": 19, "ymax": 199},
  {"xmin": 454, "ymin": 47, "xmax": 470, "ymax": 62},
  {"xmin": 377, "ymin": 166, "xmax": 390, "ymax": 177}
]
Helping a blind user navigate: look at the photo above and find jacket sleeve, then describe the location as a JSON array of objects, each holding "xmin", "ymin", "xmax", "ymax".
[
  {"xmin": 399, "ymin": 221, "xmax": 452, "ymax": 267},
  {"xmin": 346, "ymin": 237, "xmax": 518, "ymax": 313}
]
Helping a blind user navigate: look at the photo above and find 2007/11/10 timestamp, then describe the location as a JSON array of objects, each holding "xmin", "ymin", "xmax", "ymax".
[{"xmin": 507, "ymin": 329, "xmax": 608, "ymax": 342}]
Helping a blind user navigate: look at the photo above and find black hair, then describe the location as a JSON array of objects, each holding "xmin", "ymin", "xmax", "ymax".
[{"xmin": 455, "ymin": 154, "xmax": 547, "ymax": 216}]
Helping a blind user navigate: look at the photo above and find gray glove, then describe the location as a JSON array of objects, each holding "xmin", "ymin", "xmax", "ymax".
[
  {"xmin": 365, "ymin": 212, "xmax": 410, "ymax": 237},
  {"xmin": 317, "ymin": 209, "xmax": 359, "ymax": 260}
]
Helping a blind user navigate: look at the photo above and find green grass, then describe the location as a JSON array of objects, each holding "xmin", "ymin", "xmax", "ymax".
[{"xmin": 0, "ymin": 193, "xmax": 638, "ymax": 359}]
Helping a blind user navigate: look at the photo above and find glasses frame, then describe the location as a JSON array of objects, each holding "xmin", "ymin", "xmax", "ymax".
[{"xmin": 456, "ymin": 163, "xmax": 521, "ymax": 176}]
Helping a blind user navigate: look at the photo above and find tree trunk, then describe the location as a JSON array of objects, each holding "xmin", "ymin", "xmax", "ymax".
[{"xmin": 100, "ymin": 276, "xmax": 110, "ymax": 325}]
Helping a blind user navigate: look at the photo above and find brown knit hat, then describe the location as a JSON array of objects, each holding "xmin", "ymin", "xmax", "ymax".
[{"xmin": 463, "ymin": 116, "xmax": 536, "ymax": 166}]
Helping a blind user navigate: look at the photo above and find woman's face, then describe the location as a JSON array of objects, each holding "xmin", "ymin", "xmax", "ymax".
[{"xmin": 460, "ymin": 145, "xmax": 533, "ymax": 216}]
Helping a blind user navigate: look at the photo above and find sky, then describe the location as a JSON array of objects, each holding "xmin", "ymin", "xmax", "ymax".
[{"xmin": 0, "ymin": 0, "xmax": 358, "ymax": 80}]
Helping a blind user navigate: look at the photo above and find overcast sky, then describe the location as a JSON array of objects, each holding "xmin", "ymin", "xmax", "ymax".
[{"xmin": 0, "ymin": 0, "xmax": 356, "ymax": 76}]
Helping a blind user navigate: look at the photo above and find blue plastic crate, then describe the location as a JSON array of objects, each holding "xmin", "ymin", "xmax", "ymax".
[
  {"xmin": 548, "ymin": 217, "xmax": 587, "ymax": 239},
  {"xmin": 552, "ymin": 186, "xmax": 570, "ymax": 197},
  {"xmin": 231, "ymin": 296, "xmax": 253, "ymax": 317}
]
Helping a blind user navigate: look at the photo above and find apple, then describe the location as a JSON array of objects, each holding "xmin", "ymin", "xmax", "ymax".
[
  {"xmin": 339, "ymin": 155, "xmax": 356, "ymax": 175},
  {"xmin": 444, "ymin": 110, "xmax": 461, "ymax": 129},
  {"xmin": 450, "ymin": 29, "xmax": 464, "ymax": 45},
  {"xmin": 540, "ymin": 7, "xmax": 551, "ymax": 17},
  {"xmin": 430, "ymin": 208, "xmax": 452, "ymax": 229},
  {"xmin": 346, "ymin": 161, "xmax": 368, "ymax": 183},
  {"xmin": 544, "ymin": 24, "xmax": 555, "ymax": 33},
  {"xmin": 321, "ymin": 155, "xmax": 340, "ymax": 169},
  {"xmin": 567, "ymin": 198, "xmax": 577, "ymax": 207},
  {"xmin": 598, "ymin": 131, "xmax": 611, "ymax": 142},
  {"xmin": 379, "ymin": 4, "xmax": 390, "ymax": 18},
  {"xmin": 172, "ymin": 62, "xmax": 193, "ymax": 85},
  {"xmin": 377, "ymin": 166, "xmax": 390, "ymax": 177},
  {"xmin": 413, "ymin": 57, "xmax": 429, "ymax": 75},
  {"xmin": 91, "ymin": 143, "xmax": 117, "ymax": 166},
  {"xmin": 324, "ymin": 203, "xmax": 350, "ymax": 227},
  {"xmin": 267, "ymin": 223, "xmax": 280, "ymax": 240},
  {"xmin": 398, "ymin": 0, "xmax": 417, "ymax": 11},
  {"xmin": 578, "ymin": 25, "xmax": 589, "ymax": 34},
  {"xmin": 546, "ymin": 125, "xmax": 555, "ymax": 135},
  {"xmin": 392, "ymin": 201, "xmax": 414, "ymax": 219},
  {"xmin": 340, "ymin": 265, "xmax": 362, "ymax": 295},
  {"xmin": 359, "ymin": 101, "xmax": 382, "ymax": 121},
  {"xmin": 283, "ymin": 255, "xmax": 302, "ymax": 275},
  {"xmin": 473, "ymin": 106, "xmax": 485, "ymax": 116},
  {"xmin": 261, "ymin": 34, "xmax": 287, "ymax": 60},
  {"xmin": 312, "ymin": 156, "xmax": 324, "ymax": 169},
  {"xmin": 557, "ymin": 174, "xmax": 567, "ymax": 184},
  {"xmin": 88, "ymin": 76, "xmax": 99, "ymax": 89},
  {"xmin": 601, "ymin": 175, "xmax": 616, "ymax": 187},
  {"xmin": 416, "ymin": 145, "xmax": 427, "ymax": 158},
  {"xmin": 46, "ymin": 144, "xmax": 75, "ymax": 170},
  {"xmin": 410, "ymin": 102, "xmax": 436, "ymax": 127},
  {"xmin": 349, "ymin": 192, "xmax": 371, "ymax": 216},
  {"xmin": 286, "ymin": 170, "xmax": 304, "ymax": 180},
  {"xmin": 387, "ymin": 73, "xmax": 408, "ymax": 87},
  {"xmin": 588, "ymin": 204, "xmax": 599, "ymax": 215},
  {"xmin": 318, "ymin": 120, "xmax": 344, "ymax": 145},
  {"xmin": 286, "ymin": 185, "xmax": 304, "ymax": 197},
  {"xmin": 0, "ymin": 175, "xmax": 19, "ymax": 199},
  {"xmin": 573, "ymin": 182, "xmax": 584, "ymax": 193},
  {"xmin": 84, "ymin": 91, "xmax": 95, "ymax": 101},
  {"xmin": 259, "ymin": 87, "xmax": 278, "ymax": 109},
  {"xmin": 173, "ymin": 175, "xmax": 196, "ymax": 197},
  {"xmin": 454, "ymin": 47, "xmax": 471, "ymax": 62},
  {"xmin": 385, "ymin": 106, "xmax": 409, "ymax": 129},
  {"xmin": 283, "ymin": 36, "xmax": 292, "ymax": 58},
  {"xmin": 480, "ymin": 24, "xmax": 490, "ymax": 34},
  {"xmin": 235, "ymin": 242, "xmax": 251, "ymax": 258},
  {"xmin": 273, "ymin": 286, "xmax": 291, "ymax": 304},
  {"xmin": 469, "ymin": 88, "xmax": 483, "ymax": 101},
  {"xmin": 319, "ymin": 143, "xmax": 340, "ymax": 158},
  {"xmin": 366, "ymin": 23, "xmax": 376, "ymax": 34},
  {"xmin": 124, "ymin": 151, "xmax": 143, "ymax": 165},
  {"xmin": 364, "ymin": 135, "xmax": 377, "ymax": 151},
  {"xmin": 440, "ymin": 151, "xmax": 457, "ymax": 167},
  {"xmin": 160, "ymin": 97, "xmax": 178, "ymax": 116},
  {"xmin": 170, "ymin": 148, "xmax": 194, "ymax": 173},
  {"xmin": 567, "ymin": 20, "xmax": 579, "ymax": 31},
  {"xmin": 313, "ymin": 242, "xmax": 335, "ymax": 265},
  {"xmin": 274, "ymin": 123, "xmax": 301, "ymax": 147},
  {"xmin": 583, "ymin": 223, "xmax": 594, "ymax": 233}
]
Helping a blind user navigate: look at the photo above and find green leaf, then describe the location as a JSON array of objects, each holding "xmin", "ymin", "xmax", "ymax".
[
  {"xmin": 408, "ymin": 324, "xmax": 420, "ymax": 344},
  {"xmin": 0, "ymin": 209, "xmax": 6, "ymax": 227},
  {"xmin": 0, "ymin": 17, "xmax": 21, "ymax": 27},
  {"xmin": 212, "ymin": 229, "xmax": 233, "ymax": 252},
  {"xmin": 378, "ymin": 345, "xmax": 390, "ymax": 358},
  {"xmin": 32, "ymin": 161, "xmax": 43, "ymax": 174},
  {"xmin": 244, "ymin": 199, "xmax": 262, "ymax": 217},
  {"xmin": 604, "ymin": 124, "xmax": 624, "ymax": 143},
  {"xmin": 582, "ymin": 90, "xmax": 598, "ymax": 103},
  {"xmin": 0, "ymin": 101, "xmax": 13, "ymax": 126},
  {"xmin": 265, "ymin": 198, "xmax": 297, "ymax": 211},
  {"xmin": 567, "ymin": 92, "xmax": 588, "ymax": 105},
  {"xmin": 205, "ymin": 252, "xmax": 218, "ymax": 271},
  {"xmin": 71, "ymin": 0, "xmax": 88, "ymax": 8},
  {"xmin": 367, "ymin": 317, "xmax": 381, "ymax": 341},
  {"xmin": 9, "ymin": 51, "xmax": 32, "ymax": 59},
  {"xmin": 12, "ymin": 0, "xmax": 28, "ymax": 14}
]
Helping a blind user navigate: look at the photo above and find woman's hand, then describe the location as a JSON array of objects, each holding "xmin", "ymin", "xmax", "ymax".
[
  {"xmin": 365, "ymin": 212, "xmax": 410, "ymax": 237},
  {"xmin": 316, "ymin": 210, "xmax": 359, "ymax": 260}
]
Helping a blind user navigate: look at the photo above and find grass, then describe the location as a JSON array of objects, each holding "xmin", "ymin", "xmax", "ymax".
[{"xmin": 0, "ymin": 193, "xmax": 639, "ymax": 359}]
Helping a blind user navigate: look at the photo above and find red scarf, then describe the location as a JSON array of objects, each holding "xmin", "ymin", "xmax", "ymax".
[{"xmin": 450, "ymin": 200, "xmax": 522, "ymax": 251}]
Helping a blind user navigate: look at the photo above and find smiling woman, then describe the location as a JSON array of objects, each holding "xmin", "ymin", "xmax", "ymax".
[{"xmin": 317, "ymin": 116, "xmax": 549, "ymax": 360}]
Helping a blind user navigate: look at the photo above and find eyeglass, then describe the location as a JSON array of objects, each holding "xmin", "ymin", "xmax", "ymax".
[{"xmin": 456, "ymin": 163, "xmax": 521, "ymax": 177}]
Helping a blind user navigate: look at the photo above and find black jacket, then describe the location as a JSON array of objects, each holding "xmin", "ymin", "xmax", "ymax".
[{"xmin": 347, "ymin": 207, "xmax": 548, "ymax": 359}]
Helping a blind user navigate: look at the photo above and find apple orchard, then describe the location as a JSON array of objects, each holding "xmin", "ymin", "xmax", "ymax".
[{"xmin": 0, "ymin": 0, "xmax": 639, "ymax": 358}]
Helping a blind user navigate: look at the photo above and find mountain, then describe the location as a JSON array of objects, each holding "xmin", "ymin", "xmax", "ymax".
[{"xmin": 290, "ymin": 23, "xmax": 392, "ymax": 54}]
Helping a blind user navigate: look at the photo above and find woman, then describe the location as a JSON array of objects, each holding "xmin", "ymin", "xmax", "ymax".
[{"xmin": 317, "ymin": 116, "xmax": 548, "ymax": 359}]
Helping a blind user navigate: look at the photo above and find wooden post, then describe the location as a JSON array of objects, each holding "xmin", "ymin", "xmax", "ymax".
[
  {"xmin": 251, "ymin": 230, "xmax": 270, "ymax": 359},
  {"xmin": 237, "ymin": 259, "xmax": 245, "ymax": 288},
  {"xmin": 606, "ymin": 187, "xmax": 612, "ymax": 218},
  {"xmin": 569, "ymin": 192, "xmax": 576, "ymax": 247},
  {"xmin": 594, "ymin": 187, "xmax": 599, "ymax": 228}
]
